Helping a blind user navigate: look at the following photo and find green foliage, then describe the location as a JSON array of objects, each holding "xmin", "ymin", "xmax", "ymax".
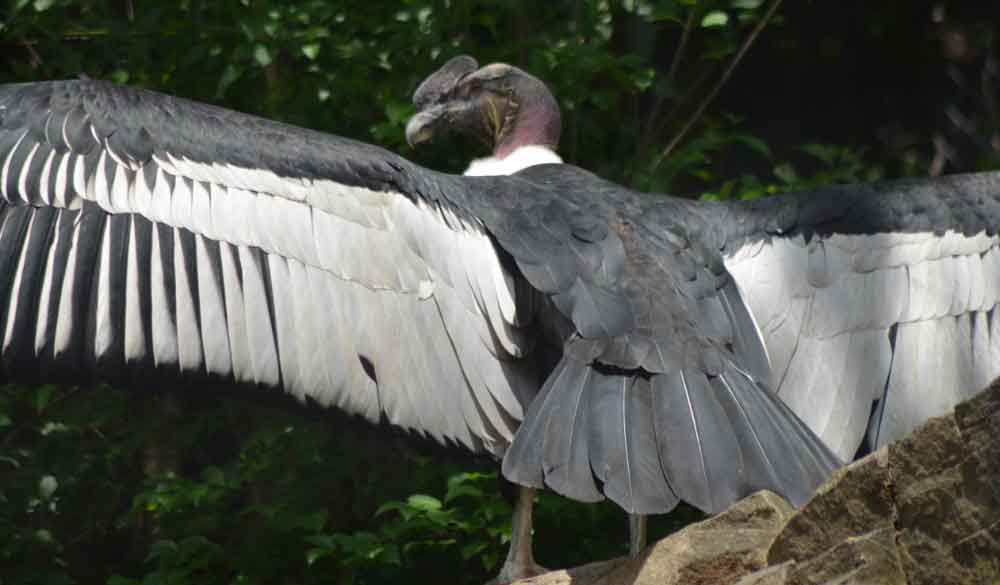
[
  {"xmin": 2, "ymin": 383, "xmax": 688, "ymax": 584},
  {"xmin": 1, "ymin": 383, "xmax": 142, "ymax": 585},
  {"xmin": 698, "ymin": 139, "xmax": 885, "ymax": 201},
  {"xmin": 305, "ymin": 472, "xmax": 508, "ymax": 581},
  {"xmin": 0, "ymin": 0, "xmax": 805, "ymax": 187}
]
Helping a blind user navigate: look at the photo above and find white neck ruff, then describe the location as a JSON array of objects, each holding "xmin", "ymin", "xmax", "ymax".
[{"xmin": 463, "ymin": 145, "xmax": 563, "ymax": 177}]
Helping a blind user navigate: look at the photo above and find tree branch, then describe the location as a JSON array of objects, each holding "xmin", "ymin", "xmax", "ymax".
[
  {"xmin": 635, "ymin": 8, "xmax": 699, "ymax": 172},
  {"xmin": 652, "ymin": 0, "xmax": 784, "ymax": 169},
  {"xmin": 666, "ymin": 8, "xmax": 698, "ymax": 88}
]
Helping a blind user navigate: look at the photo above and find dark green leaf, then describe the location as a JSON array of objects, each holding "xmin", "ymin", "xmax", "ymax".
[
  {"xmin": 773, "ymin": 162, "xmax": 799, "ymax": 184},
  {"xmin": 735, "ymin": 134, "xmax": 772, "ymax": 158},
  {"xmin": 406, "ymin": 494, "xmax": 442, "ymax": 512},
  {"xmin": 701, "ymin": 11, "xmax": 729, "ymax": 27},
  {"xmin": 34, "ymin": 386, "xmax": 55, "ymax": 413},
  {"xmin": 253, "ymin": 45, "xmax": 273, "ymax": 67}
]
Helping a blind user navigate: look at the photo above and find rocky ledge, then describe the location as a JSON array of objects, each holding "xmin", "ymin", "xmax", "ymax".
[{"xmin": 513, "ymin": 378, "xmax": 1000, "ymax": 585}]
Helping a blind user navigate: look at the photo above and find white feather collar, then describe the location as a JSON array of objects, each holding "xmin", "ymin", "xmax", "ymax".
[{"xmin": 463, "ymin": 145, "xmax": 563, "ymax": 177}]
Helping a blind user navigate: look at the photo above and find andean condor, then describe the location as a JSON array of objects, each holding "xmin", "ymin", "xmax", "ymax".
[{"xmin": 0, "ymin": 56, "xmax": 997, "ymax": 581}]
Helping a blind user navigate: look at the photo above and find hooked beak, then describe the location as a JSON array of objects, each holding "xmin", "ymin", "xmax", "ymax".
[
  {"xmin": 405, "ymin": 100, "xmax": 481, "ymax": 148},
  {"xmin": 406, "ymin": 55, "xmax": 483, "ymax": 149},
  {"xmin": 406, "ymin": 56, "xmax": 541, "ymax": 152},
  {"xmin": 405, "ymin": 104, "xmax": 445, "ymax": 148}
]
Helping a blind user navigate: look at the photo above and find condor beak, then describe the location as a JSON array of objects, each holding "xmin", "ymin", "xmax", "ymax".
[
  {"xmin": 405, "ymin": 99, "xmax": 481, "ymax": 148},
  {"xmin": 405, "ymin": 104, "xmax": 445, "ymax": 148},
  {"xmin": 407, "ymin": 55, "xmax": 482, "ymax": 148},
  {"xmin": 405, "ymin": 56, "xmax": 527, "ymax": 150}
]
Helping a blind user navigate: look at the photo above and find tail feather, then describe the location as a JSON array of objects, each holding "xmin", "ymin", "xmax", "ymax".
[
  {"xmin": 747, "ymin": 368, "xmax": 845, "ymax": 497},
  {"xmin": 586, "ymin": 373, "xmax": 678, "ymax": 513},
  {"xmin": 538, "ymin": 362, "xmax": 603, "ymax": 502},
  {"xmin": 503, "ymin": 355, "xmax": 842, "ymax": 515},
  {"xmin": 500, "ymin": 360, "xmax": 567, "ymax": 489},
  {"xmin": 651, "ymin": 367, "xmax": 745, "ymax": 513},
  {"xmin": 607, "ymin": 376, "xmax": 678, "ymax": 513},
  {"xmin": 712, "ymin": 369, "xmax": 823, "ymax": 506}
]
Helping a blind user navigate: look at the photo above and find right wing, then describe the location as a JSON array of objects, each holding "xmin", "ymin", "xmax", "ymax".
[{"xmin": 723, "ymin": 173, "xmax": 1000, "ymax": 459}]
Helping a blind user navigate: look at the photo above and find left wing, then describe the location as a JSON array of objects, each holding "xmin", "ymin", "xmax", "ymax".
[{"xmin": 0, "ymin": 79, "xmax": 544, "ymax": 455}]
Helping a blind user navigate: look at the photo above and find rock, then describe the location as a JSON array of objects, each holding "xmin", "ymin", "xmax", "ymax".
[
  {"xmin": 765, "ymin": 378, "xmax": 1000, "ymax": 585},
  {"xmin": 732, "ymin": 563, "xmax": 792, "ymax": 585},
  {"xmin": 733, "ymin": 529, "xmax": 908, "ymax": 585},
  {"xmin": 891, "ymin": 383, "xmax": 1000, "ymax": 585},
  {"xmin": 504, "ymin": 559, "xmax": 626, "ymax": 585},
  {"xmin": 510, "ymin": 491, "xmax": 794, "ymax": 585},
  {"xmin": 767, "ymin": 448, "xmax": 894, "ymax": 564},
  {"xmin": 512, "ymin": 379, "xmax": 1000, "ymax": 585},
  {"xmin": 783, "ymin": 527, "xmax": 906, "ymax": 584}
]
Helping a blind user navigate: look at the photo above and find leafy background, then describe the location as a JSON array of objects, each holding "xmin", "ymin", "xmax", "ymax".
[{"xmin": 0, "ymin": 1, "xmax": 998, "ymax": 583}]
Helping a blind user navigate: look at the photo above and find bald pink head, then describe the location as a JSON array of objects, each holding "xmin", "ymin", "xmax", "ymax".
[{"xmin": 406, "ymin": 56, "xmax": 561, "ymax": 159}]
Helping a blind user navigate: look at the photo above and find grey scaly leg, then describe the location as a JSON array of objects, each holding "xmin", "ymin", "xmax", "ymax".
[
  {"xmin": 629, "ymin": 513, "xmax": 647, "ymax": 556},
  {"xmin": 492, "ymin": 486, "xmax": 547, "ymax": 584}
]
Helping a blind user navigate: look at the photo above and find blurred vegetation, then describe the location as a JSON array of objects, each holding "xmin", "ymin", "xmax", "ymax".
[{"xmin": 1, "ymin": 1, "xmax": 998, "ymax": 584}]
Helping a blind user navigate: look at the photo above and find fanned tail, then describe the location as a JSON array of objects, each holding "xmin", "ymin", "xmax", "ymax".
[{"xmin": 503, "ymin": 355, "xmax": 842, "ymax": 515}]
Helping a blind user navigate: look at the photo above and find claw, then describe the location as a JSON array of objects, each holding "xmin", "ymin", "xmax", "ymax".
[{"xmin": 487, "ymin": 560, "xmax": 549, "ymax": 585}]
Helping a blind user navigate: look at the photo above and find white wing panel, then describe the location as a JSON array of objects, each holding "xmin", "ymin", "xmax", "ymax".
[
  {"xmin": 4, "ymin": 193, "xmax": 532, "ymax": 456},
  {"xmin": 726, "ymin": 230, "xmax": 1000, "ymax": 460},
  {"xmin": 0, "ymin": 100, "xmax": 540, "ymax": 457}
]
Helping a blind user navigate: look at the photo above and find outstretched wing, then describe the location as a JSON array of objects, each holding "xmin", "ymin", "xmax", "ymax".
[
  {"xmin": 484, "ymin": 165, "xmax": 842, "ymax": 515},
  {"xmin": 0, "ymin": 79, "xmax": 543, "ymax": 456},
  {"xmin": 724, "ymin": 173, "xmax": 1000, "ymax": 460}
]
